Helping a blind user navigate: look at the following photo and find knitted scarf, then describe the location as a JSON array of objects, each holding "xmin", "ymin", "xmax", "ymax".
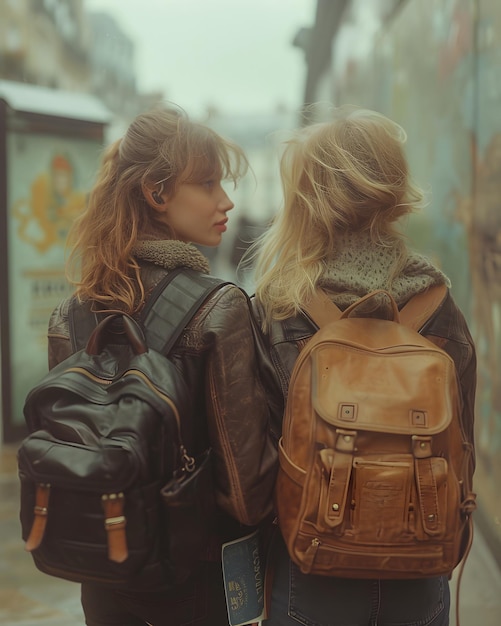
[{"xmin": 318, "ymin": 232, "xmax": 450, "ymax": 313}]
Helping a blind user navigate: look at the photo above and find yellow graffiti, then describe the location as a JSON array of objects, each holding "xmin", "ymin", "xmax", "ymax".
[{"xmin": 13, "ymin": 154, "xmax": 86, "ymax": 253}]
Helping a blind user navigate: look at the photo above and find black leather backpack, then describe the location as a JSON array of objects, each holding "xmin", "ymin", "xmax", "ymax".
[{"xmin": 18, "ymin": 268, "xmax": 227, "ymax": 589}]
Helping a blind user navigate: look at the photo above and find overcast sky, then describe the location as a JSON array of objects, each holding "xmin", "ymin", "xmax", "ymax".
[{"xmin": 85, "ymin": 0, "xmax": 316, "ymax": 117}]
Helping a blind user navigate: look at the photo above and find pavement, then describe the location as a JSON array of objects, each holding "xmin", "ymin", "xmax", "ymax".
[{"xmin": 1, "ymin": 442, "xmax": 500, "ymax": 625}]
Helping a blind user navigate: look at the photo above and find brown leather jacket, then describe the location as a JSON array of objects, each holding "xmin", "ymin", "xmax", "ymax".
[
  {"xmin": 252, "ymin": 289, "xmax": 476, "ymax": 479},
  {"xmin": 48, "ymin": 262, "xmax": 277, "ymax": 534}
]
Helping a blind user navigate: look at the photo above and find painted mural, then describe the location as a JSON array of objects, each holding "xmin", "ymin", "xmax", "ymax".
[
  {"xmin": 328, "ymin": 0, "xmax": 501, "ymax": 547},
  {"xmin": 13, "ymin": 152, "xmax": 86, "ymax": 253},
  {"xmin": 8, "ymin": 133, "xmax": 100, "ymax": 428}
]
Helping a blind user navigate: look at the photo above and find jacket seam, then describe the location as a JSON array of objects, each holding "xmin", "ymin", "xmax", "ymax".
[{"xmin": 207, "ymin": 359, "xmax": 248, "ymax": 525}]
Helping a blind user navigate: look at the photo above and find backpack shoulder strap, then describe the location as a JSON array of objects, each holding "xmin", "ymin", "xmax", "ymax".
[
  {"xmin": 140, "ymin": 267, "xmax": 230, "ymax": 355},
  {"xmin": 68, "ymin": 297, "xmax": 99, "ymax": 352},
  {"xmin": 303, "ymin": 291, "xmax": 343, "ymax": 329},
  {"xmin": 399, "ymin": 284, "xmax": 448, "ymax": 332},
  {"xmin": 68, "ymin": 267, "xmax": 230, "ymax": 354},
  {"xmin": 304, "ymin": 284, "xmax": 448, "ymax": 332}
]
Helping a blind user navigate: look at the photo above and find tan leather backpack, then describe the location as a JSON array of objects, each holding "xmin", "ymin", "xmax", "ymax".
[{"xmin": 275, "ymin": 286, "xmax": 476, "ymax": 579}]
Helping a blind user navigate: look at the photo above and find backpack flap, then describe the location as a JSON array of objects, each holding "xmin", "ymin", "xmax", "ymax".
[
  {"xmin": 310, "ymin": 318, "xmax": 458, "ymax": 436},
  {"xmin": 309, "ymin": 316, "xmax": 459, "ymax": 539}
]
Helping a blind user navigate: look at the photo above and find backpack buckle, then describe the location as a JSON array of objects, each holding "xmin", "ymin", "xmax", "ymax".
[
  {"xmin": 412, "ymin": 435, "xmax": 432, "ymax": 458},
  {"xmin": 25, "ymin": 483, "xmax": 51, "ymax": 552},
  {"xmin": 102, "ymin": 493, "xmax": 128, "ymax": 563}
]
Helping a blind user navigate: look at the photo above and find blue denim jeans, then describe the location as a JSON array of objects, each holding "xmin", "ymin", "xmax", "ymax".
[{"xmin": 263, "ymin": 535, "xmax": 450, "ymax": 626}]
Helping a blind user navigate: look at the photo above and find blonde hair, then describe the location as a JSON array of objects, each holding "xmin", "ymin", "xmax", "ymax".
[
  {"xmin": 249, "ymin": 106, "xmax": 425, "ymax": 328},
  {"xmin": 67, "ymin": 105, "xmax": 247, "ymax": 313}
]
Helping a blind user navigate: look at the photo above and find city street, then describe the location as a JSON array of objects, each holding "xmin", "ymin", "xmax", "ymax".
[
  {"xmin": 1, "ymin": 443, "xmax": 500, "ymax": 625},
  {"xmin": 1, "ymin": 1, "xmax": 500, "ymax": 625}
]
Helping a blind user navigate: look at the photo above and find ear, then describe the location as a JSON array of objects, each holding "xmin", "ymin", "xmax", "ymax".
[{"xmin": 142, "ymin": 184, "xmax": 167, "ymax": 211}]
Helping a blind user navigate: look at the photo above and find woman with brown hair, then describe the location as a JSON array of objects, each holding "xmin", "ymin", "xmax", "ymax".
[{"xmin": 48, "ymin": 105, "xmax": 277, "ymax": 625}]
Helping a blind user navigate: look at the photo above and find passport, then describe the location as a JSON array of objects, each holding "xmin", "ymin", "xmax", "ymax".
[{"xmin": 222, "ymin": 529, "xmax": 265, "ymax": 626}]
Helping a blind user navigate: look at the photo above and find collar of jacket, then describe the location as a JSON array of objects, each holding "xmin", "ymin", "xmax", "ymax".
[{"xmin": 133, "ymin": 240, "xmax": 210, "ymax": 274}]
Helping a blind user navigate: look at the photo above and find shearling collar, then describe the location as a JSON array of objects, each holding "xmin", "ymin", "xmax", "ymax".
[{"xmin": 133, "ymin": 240, "xmax": 210, "ymax": 274}]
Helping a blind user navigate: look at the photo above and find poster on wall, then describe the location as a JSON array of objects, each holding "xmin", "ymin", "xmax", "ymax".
[{"xmin": 7, "ymin": 131, "xmax": 102, "ymax": 428}]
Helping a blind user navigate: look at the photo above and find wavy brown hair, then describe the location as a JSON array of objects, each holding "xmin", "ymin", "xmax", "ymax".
[{"xmin": 67, "ymin": 106, "xmax": 247, "ymax": 313}]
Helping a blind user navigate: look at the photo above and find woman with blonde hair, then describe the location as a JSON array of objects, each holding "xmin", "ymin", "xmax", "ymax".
[
  {"xmin": 249, "ymin": 106, "xmax": 476, "ymax": 626},
  {"xmin": 48, "ymin": 105, "xmax": 277, "ymax": 625}
]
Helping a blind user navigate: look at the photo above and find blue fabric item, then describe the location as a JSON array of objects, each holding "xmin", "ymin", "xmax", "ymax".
[{"xmin": 263, "ymin": 534, "xmax": 450, "ymax": 626}]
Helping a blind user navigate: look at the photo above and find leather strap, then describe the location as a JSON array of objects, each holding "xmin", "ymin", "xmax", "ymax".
[
  {"xmin": 323, "ymin": 429, "xmax": 356, "ymax": 528},
  {"xmin": 69, "ymin": 267, "xmax": 230, "ymax": 355},
  {"xmin": 101, "ymin": 493, "xmax": 128, "ymax": 563},
  {"xmin": 304, "ymin": 290, "xmax": 342, "ymax": 329},
  {"xmin": 414, "ymin": 456, "xmax": 441, "ymax": 536},
  {"xmin": 69, "ymin": 296, "xmax": 98, "ymax": 352},
  {"xmin": 399, "ymin": 284, "xmax": 448, "ymax": 332},
  {"xmin": 454, "ymin": 514, "xmax": 475, "ymax": 626},
  {"xmin": 141, "ymin": 268, "xmax": 230, "ymax": 354},
  {"xmin": 278, "ymin": 439, "xmax": 304, "ymax": 486},
  {"xmin": 304, "ymin": 284, "xmax": 448, "ymax": 333},
  {"xmin": 341, "ymin": 289, "xmax": 400, "ymax": 322},
  {"xmin": 25, "ymin": 483, "xmax": 50, "ymax": 552}
]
